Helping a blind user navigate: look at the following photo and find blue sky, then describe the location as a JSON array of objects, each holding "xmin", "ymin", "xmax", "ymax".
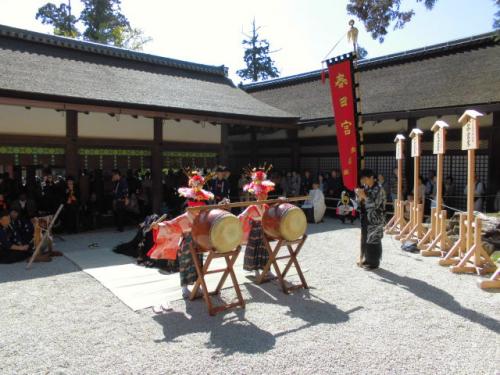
[{"xmin": 0, "ymin": 0, "xmax": 496, "ymax": 82}]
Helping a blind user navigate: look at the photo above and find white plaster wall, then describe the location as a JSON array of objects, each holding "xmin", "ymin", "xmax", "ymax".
[
  {"xmin": 0, "ymin": 104, "xmax": 65, "ymax": 136},
  {"xmin": 163, "ymin": 119, "xmax": 221, "ymax": 143},
  {"xmin": 78, "ymin": 112, "xmax": 153, "ymax": 140}
]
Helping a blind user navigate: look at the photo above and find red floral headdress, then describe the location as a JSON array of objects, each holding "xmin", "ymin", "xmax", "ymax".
[
  {"xmin": 243, "ymin": 163, "xmax": 275, "ymax": 197},
  {"xmin": 178, "ymin": 169, "xmax": 215, "ymax": 203}
]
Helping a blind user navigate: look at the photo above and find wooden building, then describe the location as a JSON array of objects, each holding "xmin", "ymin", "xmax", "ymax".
[
  {"xmin": 0, "ymin": 24, "xmax": 297, "ymax": 211},
  {"xmin": 238, "ymin": 31, "xmax": 500, "ymax": 210},
  {"xmin": 1, "ymin": 24, "xmax": 499, "ymax": 212}
]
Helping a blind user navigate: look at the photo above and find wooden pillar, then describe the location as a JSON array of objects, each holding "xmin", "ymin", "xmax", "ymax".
[
  {"xmin": 152, "ymin": 118, "xmax": 163, "ymax": 213},
  {"xmin": 250, "ymin": 130, "xmax": 259, "ymax": 162},
  {"xmin": 406, "ymin": 118, "xmax": 417, "ymax": 194},
  {"xmin": 287, "ymin": 129, "xmax": 300, "ymax": 172},
  {"xmin": 488, "ymin": 111, "xmax": 500, "ymax": 210},
  {"xmin": 65, "ymin": 110, "xmax": 79, "ymax": 179},
  {"xmin": 219, "ymin": 124, "xmax": 229, "ymax": 166}
]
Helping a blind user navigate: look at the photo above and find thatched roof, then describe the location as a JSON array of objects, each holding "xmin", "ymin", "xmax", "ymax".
[
  {"xmin": 245, "ymin": 32, "xmax": 500, "ymax": 123},
  {"xmin": 0, "ymin": 25, "xmax": 296, "ymax": 123}
]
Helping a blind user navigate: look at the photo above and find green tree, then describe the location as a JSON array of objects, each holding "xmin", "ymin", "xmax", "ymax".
[
  {"xmin": 79, "ymin": 0, "xmax": 128, "ymax": 44},
  {"xmin": 494, "ymin": 0, "xmax": 500, "ymax": 29},
  {"xmin": 36, "ymin": 0, "xmax": 79, "ymax": 38},
  {"xmin": 347, "ymin": 0, "xmax": 437, "ymax": 42},
  {"xmin": 36, "ymin": 0, "xmax": 151, "ymax": 50},
  {"xmin": 357, "ymin": 45, "xmax": 368, "ymax": 59},
  {"xmin": 237, "ymin": 19, "xmax": 280, "ymax": 82},
  {"xmin": 348, "ymin": 0, "xmax": 499, "ymax": 42},
  {"xmin": 111, "ymin": 26, "xmax": 153, "ymax": 50}
]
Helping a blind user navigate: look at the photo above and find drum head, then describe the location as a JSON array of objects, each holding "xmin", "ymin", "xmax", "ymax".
[
  {"xmin": 280, "ymin": 207, "xmax": 307, "ymax": 241},
  {"xmin": 210, "ymin": 215, "xmax": 243, "ymax": 253}
]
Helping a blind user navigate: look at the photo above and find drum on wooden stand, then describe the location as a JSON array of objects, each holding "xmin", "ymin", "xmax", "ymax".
[
  {"xmin": 262, "ymin": 203, "xmax": 307, "ymax": 241},
  {"xmin": 192, "ymin": 209, "xmax": 243, "ymax": 253}
]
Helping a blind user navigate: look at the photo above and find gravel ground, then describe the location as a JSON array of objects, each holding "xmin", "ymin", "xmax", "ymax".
[{"xmin": 0, "ymin": 219, "xmax": 498, "ymax": 375}]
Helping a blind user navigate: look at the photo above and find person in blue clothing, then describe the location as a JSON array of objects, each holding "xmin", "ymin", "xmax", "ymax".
[
  {"xmin": 8, "ymin": 208, "xmax": 34, "ymax": 246},
  {"xmin": 0, "ymin": 210, "xmax": 50, "ymax": 264}
]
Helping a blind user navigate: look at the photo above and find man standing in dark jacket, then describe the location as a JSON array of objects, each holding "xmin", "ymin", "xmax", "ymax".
[
  {"xmin": 356, "ymin": 169, "xmax": 387, "ymax": 270},
  {"xmin": 112, "ymin": 170, "xmax": 129, "ymax": 232},
  {"xmin": 211, "ymin": 167, "xmax": 230, "ymax": 203}
]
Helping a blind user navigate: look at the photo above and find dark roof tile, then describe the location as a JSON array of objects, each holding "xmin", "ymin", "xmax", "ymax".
[{"xmin": 0, "ymin": 24, "xmax": 296, "ymax": 122}]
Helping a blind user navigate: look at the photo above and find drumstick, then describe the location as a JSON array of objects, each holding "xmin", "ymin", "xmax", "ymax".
[
  {"xmin": 146, "ymin": 214, "xmax": 167, "ymax": 232},
  {"xmin": 187, "ymin": 196, "xmax": 310, "ymax": 211}
]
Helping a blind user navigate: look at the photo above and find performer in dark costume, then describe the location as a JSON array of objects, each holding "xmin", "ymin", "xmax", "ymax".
[
  {"xmin": 113, "ymin": 214, "xmax": 159, "ymax": 261},
  {"xmin": 238, "ymin": 165, "xmax": 275, "ymax": 277},
  {"xmin": 356, "ymin": 169, "xmax": 387, "ymax": 270}
]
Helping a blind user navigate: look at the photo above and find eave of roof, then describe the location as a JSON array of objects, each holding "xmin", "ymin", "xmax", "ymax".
[
  {"xmin": 244, "ymin": 30, "xmax": 500, "ymax": 92},
  {"xmin": 0, "ymin": 24, "xmax": 299, "ymax": 125},
  {"xmin": 0, "ymin": 24, "xmax": 227, "ymax": 77}
]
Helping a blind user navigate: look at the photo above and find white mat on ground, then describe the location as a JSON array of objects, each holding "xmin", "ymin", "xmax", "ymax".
[{"xmin": 64, "ymin": 247, "xmax": 305, "ymax": 311}]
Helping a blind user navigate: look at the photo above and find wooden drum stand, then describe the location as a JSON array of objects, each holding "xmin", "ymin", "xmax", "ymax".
[
  {"xmin": 189, "ymin": 245, "xmax": 245, "ymax": 316},
  {"xmin": 257, "ymin": 234, "xmax": 309, "ymax": 294}
]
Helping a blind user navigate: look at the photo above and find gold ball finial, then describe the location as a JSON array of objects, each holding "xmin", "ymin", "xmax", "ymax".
[{"xmin": 349, "ymin": 19, "xmax": 355, "ymax": 27}]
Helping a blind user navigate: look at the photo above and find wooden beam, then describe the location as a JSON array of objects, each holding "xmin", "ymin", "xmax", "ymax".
[
  {"xmin": 152, "ymin": 118, "xmax": 163, "ymax": 213},
  {"xmin": 287, "ymin": 129, "xmax": 300, "ymax": 171},
  {"xmin": 65, "ymin": 110, "xmax": 79, "ymax": 178},
  {"xmin": 0, "ymin": 95, "xmax": 297, "ymax": 130},
  {"xmin": 299, "ymin": 102, "xmax": 500, "ymax": 126},
  {"xmin": 488, "ymin": 111, "xmax": 500, "ymax": 210},
  {"xmin": 219, "ymin": 124, "xmax": 229, "ymax": 165},
  {"xmin": 405, "ymin": 118, "xmax": 416, "ymax": 197}
]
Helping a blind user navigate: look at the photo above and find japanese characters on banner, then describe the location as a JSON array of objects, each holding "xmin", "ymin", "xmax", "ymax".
[
  {"xmin": 411, "ymin": 136, "xmax": 421, "ymax": 157},
  {"xmin": 327, "ymin": 57, "xmax": 358, "ymax": 190},
  {"xmin": 395, "ymin": 141, "xmax": 403, "ymax": 160},
  {"xmin": 461, "ymin": 119, "xmax": 479, "ymax": 150},
  {"xmin": 433, "ymin": 128, "xmax": 445, "ymax": 154}
]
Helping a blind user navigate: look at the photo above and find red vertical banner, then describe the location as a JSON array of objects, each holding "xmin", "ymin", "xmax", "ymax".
[{"xmin": 326, "ymin": 56, "xmax": 358, "ymax": 191}]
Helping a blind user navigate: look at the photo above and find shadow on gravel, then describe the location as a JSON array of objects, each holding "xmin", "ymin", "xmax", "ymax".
[
  {"xmin": 153, "ymin": 301, "xmax": 276, "ymax": 355},
  {"xmin": 306, "ymin": 217, "xmax": 360, "ymax": 235},
  {"xmin": 373, "ymin": 269, "xmax": 500, "ymax": 334},
  {"xmin": 0, "ymin": 257, "xmax": 78, "ymax": 284},
  {"xmin": 153, "ymin": 282, "xmax": 362, "ymax": 355}
]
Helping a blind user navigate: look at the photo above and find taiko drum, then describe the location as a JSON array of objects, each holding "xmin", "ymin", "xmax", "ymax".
[
  {"xmin": 262, "ymin": 203, "xmax": 307, "ymax": 241},
  {"xmin": 192, "ymin": 209, "xmax": 243, "ymax": 253}
]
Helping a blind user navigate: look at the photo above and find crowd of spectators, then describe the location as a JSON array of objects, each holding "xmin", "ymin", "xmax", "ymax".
[{"xmin": 0, "ymin": 165, "xmax": 488, "ymax": 237}]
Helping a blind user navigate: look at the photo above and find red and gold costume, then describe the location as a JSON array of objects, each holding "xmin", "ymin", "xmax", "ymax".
[
  {"xmin": 238, "ymin": 166, "xmax": 275, "ymax": 271},
  {"xmin": 147, "ymin": 171, "xmax": 214, "ymax": 286}
]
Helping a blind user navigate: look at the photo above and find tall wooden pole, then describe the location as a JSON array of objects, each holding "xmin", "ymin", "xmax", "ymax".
[
  {"xmin": 386, "ymin": 134, "xmax": 405, "ymax": 234},
  {"xmin": 450, "ymin": 110, "xmax": 496, "ymax": 275},
  {"xmin": 420, "ymin": 120, "xmax": 449, "ymax": 255},
  {"xmin": 397, "ymin": 158, "xmax": 403, "ymax": 202},
  {"xmin": 399, "ymin": 128, "xmax": 424, "ymax": 241},
  {"xmin": 466, "ymin": 148, "xmax": 475, "ymax": 253}
]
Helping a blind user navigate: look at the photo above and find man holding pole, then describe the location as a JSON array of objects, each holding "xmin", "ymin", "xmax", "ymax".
[{"xmin": 356, "ymin": 169, "xmax": 387, "ymax": 270}]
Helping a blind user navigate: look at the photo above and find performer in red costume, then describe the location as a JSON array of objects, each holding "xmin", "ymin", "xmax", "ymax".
[
  {"xmin": 148, "ymin": 170, "xmax": 214, "ymax": 299},
  {"xmin": 238, "ymin": 165, "xmax": 275, "ymax": 277}
]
